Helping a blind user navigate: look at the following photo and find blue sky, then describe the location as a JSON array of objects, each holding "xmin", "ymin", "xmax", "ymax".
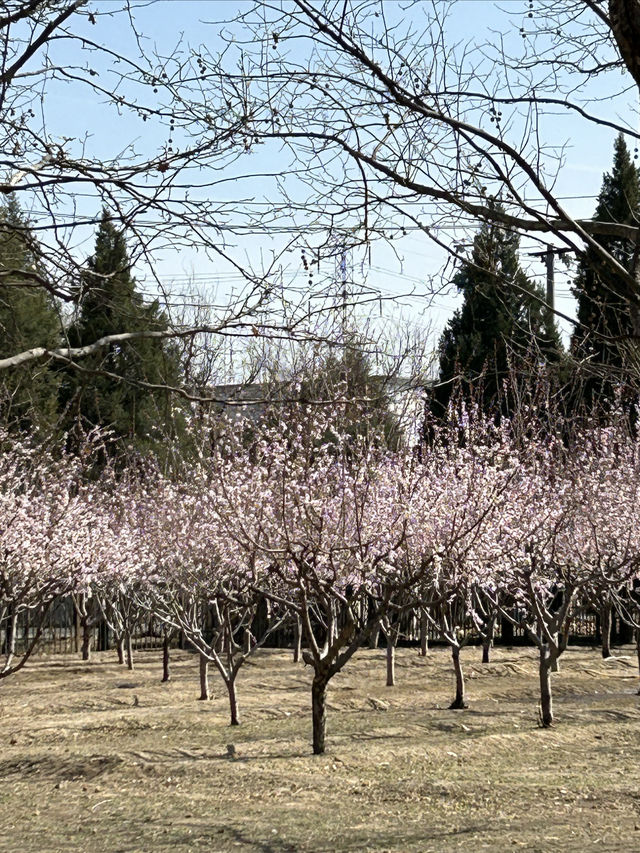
[{"xmin": 15, "ymin": 0, "xmax": 637, "ymax": 365}]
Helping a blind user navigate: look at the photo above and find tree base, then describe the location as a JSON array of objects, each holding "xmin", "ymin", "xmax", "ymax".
[{"xmin": 448, "ymin": 698, "xmax": 469, "ymax": 710}]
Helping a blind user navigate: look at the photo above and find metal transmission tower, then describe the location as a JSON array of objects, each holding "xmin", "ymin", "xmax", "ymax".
[
  {"xmin": 336, "ymin": 245, "xmax": 354, "ymax": 338},
  {"xmin": 334, "ymin": 245, "xmax": 355, "ymax": 387}
]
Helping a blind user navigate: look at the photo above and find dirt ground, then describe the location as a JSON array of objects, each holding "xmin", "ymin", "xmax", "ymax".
[{"xmin": 1, "ymin": 643, "xmax": 640, "ymax": 853}]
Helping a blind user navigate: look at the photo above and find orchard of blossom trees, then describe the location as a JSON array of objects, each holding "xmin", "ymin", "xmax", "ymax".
[{"xmin": 2, "ymin": 410, "xmax": 640, "ymax": 755}]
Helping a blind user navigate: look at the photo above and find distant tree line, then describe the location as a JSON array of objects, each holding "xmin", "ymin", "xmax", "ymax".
[
  {"xmin": 0, "ymin": 201, "xmax": 410, "ymax": 459},
  {"xmin": 3, "ymin": 135, "xmax": 640, "ymax": 456}
]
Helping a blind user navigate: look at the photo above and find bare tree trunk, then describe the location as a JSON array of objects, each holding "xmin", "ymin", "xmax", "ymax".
[
  {"xmin": 116, "ymin": 635, "xmax": 125, "ymax": 665},
  {"xmin": 636, "ymin": 628, "xmax": 640, "ymax": 695},
  {"xmin": 311, "ymin": 674, "xmax": 328, "ymax": 755},
  {"xmin": 481, "ymin": 617, "xmax": 494, "ymax": 663},
  {"xmin": 386, "ymin": 641, "xmax": 395, "ymax": 687},
  {"xmin": 419, "ymin": 610, "xmax": 429, "ymax": 656},
  {"xmin": 2, "ymin": 609, "xmax": 17, "ymax": 672},
  {"xmin": 81, "ymin": 619, "xmax": 92, "ymax": 662},
  {"xmin": 73, "ymin": 603, "xmax": 80, "ymax": 654},
  {"xmin": 328, "ymin": 603, "xmax": 338, "ymax": 645},
  {"xmin": 226, "ymin": 677, "xmax": 240, "ymax": 725},
  {"xmin": 162, "ymin": 632, "xmax": 171, "ymax": 682},
  {"xmin": 243, "ymin": 630, "xmax": 252, "ymax": 654},
  {"xmin": 367, "ymin": 596, "xmax": 380, "ymax": 649},
  {"xmin": 449, "ymin": 645, "xmax": 468, "ymax": 709},
  {"xmin": 539, "ymin": 649, "xmax": 553, "ymax": 727},
  {"xmin": 125, "ymin": 632, "xmax": 134, "ymax": 670},
  {"xmin": 601, "ymin": 602, "xmax": 612, "ymax": 659},
  {"xmin": 293, "ymin": 614, "xmax": 302, "ymax": 663},
  {"xmin": 199, "ymin": 653, "xmax": 210, "ymax": 700},
  {"xmin": 125, "ymin": 631, "xmax": 133, "ymax": 669}
]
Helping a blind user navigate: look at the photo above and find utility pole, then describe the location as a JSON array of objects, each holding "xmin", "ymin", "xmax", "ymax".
[
  {"xmin": 528, "ymin": 245, "xmax": 574, "ymax": 325},
  {"xmin": 544, "ymin": 245, "xmax": 555, "ymax": 317}
]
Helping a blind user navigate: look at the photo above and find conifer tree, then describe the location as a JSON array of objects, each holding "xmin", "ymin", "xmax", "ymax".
[
  {"xmin": 59, "ymin": 209, "xmax": 183, "ymax": 458},
  {"xmin": 430, "ymin": 216, "xmax": 562, "ymax": 421},
  {"xmin": 0, "ymin": 197, "xmax": 61, "ymax": 434},
  {"xmin": 571, "ymin": 134, "xmax": 640, "ymax": 410}
]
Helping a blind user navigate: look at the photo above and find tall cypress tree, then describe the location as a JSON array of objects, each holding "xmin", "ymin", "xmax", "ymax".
[
  {"xmin": 570, "ymin": 134, "xmax": 640, "ymax": 410},
  {"xmin": 59, "ymin": 209, "xmax": 183, "ymax": 458},
  {"xmin": 430, "ymin": 216, "xmax": 562, "ymax": 421},
  {"xmin": 0, "ymin": 197, "xmax": 61, "ymax": 434}
]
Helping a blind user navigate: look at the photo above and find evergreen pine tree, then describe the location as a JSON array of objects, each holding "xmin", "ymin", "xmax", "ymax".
[
  {"xmin": 0, "ymin": 197, "xmax": 61, "ymax": 434},
  {"xmin": 570, "ymin": 134, "xmax": 640, "ymax": 410},
  {"xmin": 430, "ymin": 216, "xmax": 563, "ymax": 421},
  {"xmin": 59, "ymin": 209, "xmax": 184, "ymax": 458}
]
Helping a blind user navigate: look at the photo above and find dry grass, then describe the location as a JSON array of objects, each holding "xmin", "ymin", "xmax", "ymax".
[{"xmin": 1, "ymin": 644, "xmax": 640, "ymax": 852}]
